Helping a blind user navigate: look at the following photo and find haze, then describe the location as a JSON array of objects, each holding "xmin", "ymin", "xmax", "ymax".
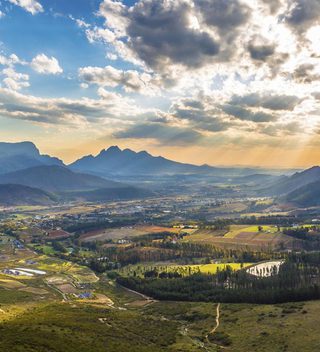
[{"xmin": 1, "ymin": 0, "xmax": 320, "ymax": 167}]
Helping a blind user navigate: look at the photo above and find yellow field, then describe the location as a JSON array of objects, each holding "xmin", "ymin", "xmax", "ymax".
[
  {"xmin": 120, "ymin": 262, "xmax": 252, "ymax": 277},
  {"xmin": 182, "ymin": 224, "xmax": 292, "ymax": 250},
  {"xmin": 168, "ymin": 263, "xmax": 252, "ymax": 275},
  {"xmin": 224, "ymin": 225, "xmax": 279, "ymax": 238}
]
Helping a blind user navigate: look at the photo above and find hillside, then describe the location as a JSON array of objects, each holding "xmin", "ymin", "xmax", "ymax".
[
  {"xmin": 263, "ymin": 166, "xmax": 320, "ymax": 196},
  {"xmin": 0, "ymin": 142, "xmax": 63, "ymax": 174},
  {"xmin": 0, "ymin": 184, "xmax": 56, "ymax": 206},
  {"xmin": 61, "ymin": 186, "xmax": 155, "ymax": 202},
  {"xmin": 0, "ymin": 165, "xmax": 126, "ymax": 192},
  {"xmin": 286, "ymin": 180, "xmax": 320, "ymax": 207}
]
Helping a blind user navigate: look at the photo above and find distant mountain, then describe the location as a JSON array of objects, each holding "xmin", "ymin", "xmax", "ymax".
[
  {"xmin": 70, "ymin": 146, "xmax": 277, "ymax": 178},
  {"xmin": 230, "ymin": 173, "xmax": 282, "ymax": 185},
  {"xmin": 0, "ymin": 142, "xmax": 63, "ymax": 174},
  {"xmin": 0, "ymin": 184, "xmax": 57, "ymax": 206},
  {"xmin": 61, "ymin": 186, "xmax": 155, "ymax": 202},
  {"xmin": 286, "ymin": 180, "xmax": 320, "ymax": 207},
  {"xmin": 0, "ymin": 165, "xmax": 126, "ymax": 192},
  {"xmin": 264, "ymin": 166, "xmax": 320, "ymax": 196}
]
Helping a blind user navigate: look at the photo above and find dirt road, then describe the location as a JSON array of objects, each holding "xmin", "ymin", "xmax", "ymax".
[{"xmin": 205, "ymin": 303, "xmax": 221, "ymax": 343}]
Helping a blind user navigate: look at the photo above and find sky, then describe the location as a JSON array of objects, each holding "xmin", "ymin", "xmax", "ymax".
[{"xmin": 0, "ymin": 0, "xmax": 320, "ymax": 168}]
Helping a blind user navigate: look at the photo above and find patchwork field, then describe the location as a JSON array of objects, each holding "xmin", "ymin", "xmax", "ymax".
[
  {"xmin": 80, "ymin": 225, "xmax": 181, "ymax": 243},
  {"xmin": 0, "ymin": 248, "xmax": 100, "ymax": 305},
  {"xmin": 183, "ymin": 225, "xmax": 295, "ymax": 249}
]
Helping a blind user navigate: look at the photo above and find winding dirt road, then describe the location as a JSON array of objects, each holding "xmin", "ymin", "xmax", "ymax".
[{"xmin": 205, "ymin": 303, "xmax": 221, "ymax": 343}]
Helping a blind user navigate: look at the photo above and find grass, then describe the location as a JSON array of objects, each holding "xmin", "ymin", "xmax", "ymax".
[
  {"xmin": 0, "ymin": 259, "xmax": 320, "ymax": 352},
  {"xmin": 224, "ymin": 225, "xmax": 279, "ymax": 239},
  {"xmin": 35, "ymin": 256, "xmax": 98, "ymax": 284},
  {"xmin": 118, "ymin": 262, "xmax": 252, "ymax": 277},
  {"xmin": 218, "ymin": 301, "xmax": 320, "ymax": 352}
]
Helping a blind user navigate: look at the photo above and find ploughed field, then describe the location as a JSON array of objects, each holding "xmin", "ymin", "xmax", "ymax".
[
  {"xmin": 80, "ymin": 225, "xmax": 182, "ymax": 243},
  {"xmin": 183, "ymin": 225, "xmax": 295, "ymax": 249}
]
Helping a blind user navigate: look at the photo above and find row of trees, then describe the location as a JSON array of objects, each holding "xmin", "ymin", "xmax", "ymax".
[{"xmin": 117, "ymin": 254, "xmax": 320, "ymax": 304}]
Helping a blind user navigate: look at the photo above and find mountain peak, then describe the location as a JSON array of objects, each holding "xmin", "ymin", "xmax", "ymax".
[
  {"xmin": 106, "ymin": 145, "xmax": 122, "ymax": 153},
  {"xmin": 0, "ymin": 141, "xmax": 40, "ymax": 157}
]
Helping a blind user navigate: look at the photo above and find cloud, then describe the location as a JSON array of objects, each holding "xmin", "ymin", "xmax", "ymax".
[
  {"xmin": 283, "ymin": 0, "xmax": 320, "ymax": 33},
  {"xmin": 93, "ymin": 0, "xmax": 253, "ymax": 71},
  {"xmin": 248, "ymin": 40, "xmax": 276, "ymax": 61},
  {"xmin": 0, "ymin": 87, "xmax": 144, "ymax": 126},
  {"xmin": 114, "ymin": 122, "xmax": 204, "ymax": 145},
  {"xmin": 260, "ymin": 0, "xmax": 283, "ymax": 14},
  {"xmin": 2, "ymin": 67, "xmax": 29, "ymax": 90},
  {"xmin": 292, "ymin": 63, "xmax": 320, "ymax": 83},
  {"xmin": 166, "ymin": 97, "xmax": 232, "ymax": 132},
  {"xmin": 31, "ymin": 54, "xmax": 63, "ymax": 75},
  {"xmin": 8, "ymin": 0, "xmax": 43, "ymax": 15},
  {"xmin": 0, "ymin": 54, "xmax": 24, "ymax": 67},
  {"xmin": 126, "ymin": 0, "xmax": 220, "ymax": 69},
  {"xmin": 78, "ymin": 65, "xmax": 160, "ymax": 94},
  {"xmin": 196, "ymin": 0, "xmax": 251, "ymax": 32},
  {"xmin": 229, "ymin": 93, "xmax": 301, "ymax": 111},
  {"xmin": 222, "ymin": 104, "xmax": 276, "ymax": 122}
]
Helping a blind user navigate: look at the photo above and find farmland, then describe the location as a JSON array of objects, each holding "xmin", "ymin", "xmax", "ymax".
[
  {"xmin": 80, "ymin": 225, "xmax": 182, "ymax": 243},
  {"xmin": 1, "ymin": 195, "xmax": 320, "ymax": 351},
  {"xmin": 183, "ymin": 225, "xmax": 295, "ymax": 249},
  {"xmin": 119, "ymin": 262, "xmax": 253, "ymax": 278}
]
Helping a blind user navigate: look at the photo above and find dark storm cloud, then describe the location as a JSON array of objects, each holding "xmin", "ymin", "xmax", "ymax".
[
  {"xmin": 222, "ymin": 104, "xmax": 276, "ymax": 122},
  {"xmin": 196, "ymin": 0, "xmax": 251, "ymax": 32},
  {"xmin": 283, "ymin": 0, "xmax": 320, "ymax": 32},
  {"xmin": 229, "ymin": 93, "xmax": 301, "ymax": 111},
  {"xmin": 126, "ymin": 0, "xmax": 220, "ymax": 69},
  {"xmin": 114, "ymin": 123, "xmax": 204, "ymax": 145},
  {"xmin": 248, "ymin": 42, "xmax": 276, "ymax": 61}
]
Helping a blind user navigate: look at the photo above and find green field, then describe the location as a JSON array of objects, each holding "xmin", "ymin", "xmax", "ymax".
[
  {"xmin": 224, "ymin": 225, "xmax": 279, "ymax": 239},
  {"xmin": 119, "ymin": 262, "xmax": 252, "ymax": 278}
]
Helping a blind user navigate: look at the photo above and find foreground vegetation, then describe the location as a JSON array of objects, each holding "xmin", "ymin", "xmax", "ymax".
[
  {"xmin": 117, "ymin": 253, "xmax": 320, "ymax": 304},
  {"xmin": 1, "ymin": 295, "xmax": 320, "ymax": 352}
]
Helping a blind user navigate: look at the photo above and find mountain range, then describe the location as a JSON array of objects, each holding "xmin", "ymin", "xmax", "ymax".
[
  {"xmin": 0, "ymin": 141, "xmax": 319, "ymax": 207},
  {"xmin": 0, "ymin": 142, "xmax": 63, "ymax": 174},
  {"xmin": 70, "ymin": 145, "xmax": 293, "ymax": 178}
]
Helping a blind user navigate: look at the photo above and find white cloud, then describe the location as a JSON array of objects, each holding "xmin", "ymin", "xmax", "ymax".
[
  {"xmin": 79, "ymin": 65, "xmax": 160, "ymax": 95},
  {"xmin": 0, "ymin": 86, "xmax": 146, "ymax": 127},
  {"xmin": 0, "ymin": 53, "xmax": 24, "ymax": 67},
  {"xmin": 8, "ymin": 0, "xmax": 43, "ymax": 15},
  {"xmin": 31, "ymin": 54, "xmax": 63, "ymax": 75},
  {"xmin": 2, "ymin": 67, "xmax": 29, "ymax": 90},
  {"xmin": 75, "ymin": 19, "xmax": 90, "ymax": 28}
]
